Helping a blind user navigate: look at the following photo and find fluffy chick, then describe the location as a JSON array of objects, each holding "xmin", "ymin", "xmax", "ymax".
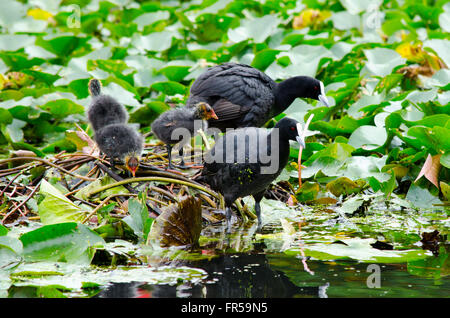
[
  {"xmin": 94, "ymin": 123, "xmax": 143, "ymax": 177},
  {"xmin": 151, "ymin": 102, "xmax": 218, "ymax": 169},
  {"xmin": 87, "ymin": 79, "xmax": 129, "ymax": 131}
]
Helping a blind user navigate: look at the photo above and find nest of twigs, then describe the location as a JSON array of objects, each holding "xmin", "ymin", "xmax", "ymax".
[{"xmin": 0, "ymin": 140, "xmax": 294, "ymax": 227}]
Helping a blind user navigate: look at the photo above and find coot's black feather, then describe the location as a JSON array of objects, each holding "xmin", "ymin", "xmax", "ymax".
[
  {"xmin": 200, "ymin": 117, "xmax": 301, "ymax": 231},
  {"xmin": 87, "ymin": 79, "xmax": 129, "ymax": 131},
  {"xmin": 187, "ymin": 63, "xmax": 328, "ymax": 131},
  {"xmin": 94, "ymin": 123, "xmax": 143, "ymax": 161}
]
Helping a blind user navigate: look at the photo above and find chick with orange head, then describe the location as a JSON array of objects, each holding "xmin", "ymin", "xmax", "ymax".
[
  {"xmin": 94, "ymin": 123, "xmax": 143, "ymax": 177},
  {"xmin": 152, "ymin": 102, "xmax": 218, "ymax": 169}
]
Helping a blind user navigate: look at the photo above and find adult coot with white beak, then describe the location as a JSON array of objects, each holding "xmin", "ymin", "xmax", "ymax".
[{"xmin": 200, "ymin": 117, "xmax": 306, "ymax": 232}]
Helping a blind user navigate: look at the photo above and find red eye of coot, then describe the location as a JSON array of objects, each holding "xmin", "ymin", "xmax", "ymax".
[{"xmin": 290, "ymin": 126, "xmax": 296, "ymax": 131}]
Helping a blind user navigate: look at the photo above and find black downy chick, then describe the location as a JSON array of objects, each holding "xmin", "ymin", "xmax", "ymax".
[
  {"xmin": 152, "ymin": 102, "xmax": 218, "ymax": 169},
  {"xmin": 94, "ymin": 123, "xmax": 143, "ymax": 177},
  {"xmin": 87, "ymin": 79, "xmax": 129, "ymax": 131},
  {"xmin": 186, "ymin": 62, "xmax": 329, "ymax": 131},
  {"xmin": 200, "ymin": 117, "xmax": 305, "ymax": 233}
]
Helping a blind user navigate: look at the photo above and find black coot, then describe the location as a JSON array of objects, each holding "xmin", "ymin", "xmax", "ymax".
[
  {"xmin": 94, "ymin": 123, "xmax": 143, "ymax": 177},
  {"xmin": 87, "ymin": 79, "xmax": 129, "ymax": 131},
  {"xmin": 200, "ymin": 117, "xmax": 305, "ymax": 232},
  {"xmin": 186, "ymin": 63, "xmax": 329, "ymax": 131},
  {"xmin": 152, "ymin": 102, "xmax": 218, "ymax": 169}
]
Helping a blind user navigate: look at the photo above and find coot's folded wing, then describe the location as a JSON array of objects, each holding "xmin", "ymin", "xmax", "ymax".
[{"xmin": 188, "ymin": 64, "xmax": 275, "ymax": 126}]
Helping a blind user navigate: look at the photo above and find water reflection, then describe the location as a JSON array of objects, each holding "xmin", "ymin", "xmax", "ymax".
[
  {"xmin": 94, "ymin": 248, "xmax": 449, "ymax": 298},
  {"xmin": 94, "ymin": 225, "xmax": 449, "ymax": 298},
  {"xmin": 96, "ymin": 253, "xmax": 329, "ymax": 298}
]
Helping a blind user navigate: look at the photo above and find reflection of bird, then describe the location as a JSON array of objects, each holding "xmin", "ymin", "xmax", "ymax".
[
  {"xmin": 200, "ymin": 117, "xmax": 304, "ymax": 232},
  {"xmin": 186, "ymin": 63, "xmax": 329, "ymax": 131},
  {"xmin": 151, "ymin": 102, "xmax": 218, "ymax": 169},
  {"xmin": 87, "ymin": 79, "xmax": 129, "ymax": 131},
  {"xmin": 94, "ymin": 124, "xmax": 143, "ymax": 177}
]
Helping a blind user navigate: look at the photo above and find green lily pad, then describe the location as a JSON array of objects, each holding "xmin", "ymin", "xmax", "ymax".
[
  {"xmin": 19, "ymin": 222, "xmax": 105, "ymax": 264},
  {"xmin": 287, "ymin": 238, "xmax": 430, "ymax": 263},
  {"xmin": 123, "ymin": 197, "xmax": 153, "ymax": 242},
  {"xmin": 348, "ymin": 125, "xmax": 388, "ymax": 151},
  {"xmin": 38, "ymin": 179, "xmax": 89, "ymax": 225}
]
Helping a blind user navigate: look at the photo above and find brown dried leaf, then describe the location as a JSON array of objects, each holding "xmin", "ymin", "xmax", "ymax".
[
  {"xmin": 415, "ymin": 154, "xmax": 441, "ymax": 188},
  {"xmin": 66, "ymin": 125, "xmax": 99, "ymax": 156},
  {"xmin": 148, "ymin": 196, "xmax": 202, "ymax": 248}
]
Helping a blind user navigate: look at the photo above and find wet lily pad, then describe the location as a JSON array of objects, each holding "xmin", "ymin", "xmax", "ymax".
[
  {"xmin": 38, "ymin": 179, "xmax": 89, "ymax": 225},
  {"xmin": 19, "ymin": 222, "xmax": 105, "ymax": 265},
  {"xmin": 287, "ymin": 238, "xmax": 431, "ymax": 263}
]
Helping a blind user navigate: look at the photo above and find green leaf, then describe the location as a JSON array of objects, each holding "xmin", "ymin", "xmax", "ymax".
[
  {"xmin": 0, "ymin": 34, "xmax": 35, "ymax": 52},
  {"xmin": 228, "ymin": 15, "xmax": 281, "ymax": 43},
  {"xmin": 38, "ymin": 179, "xmax": 89, "ymax": 225},
  {"xmin": 0, "ymin": 225, "xmax": 8, "ymax": 236},
  {"xmin": 0, "ymin": 234, "xmax": 23, "ymax": 258},
  {"xmin": 408, "ymin": 126, "xmax": 450, "ymax": 153},
  {"xmin": 304, "ymin": 142, "xmax": 355, "ymax": 166},
  {"xmin": 130, "ymin": 101, "xmax": 170, "ymax": 124},
  {"xmin": 439, "ymin": 3, "xmax": 450, "ymax": 32},
  {"xmin": 133, "ymin": 11, "xmax": 171, "ymax": 31},
  {"xmin": 151, "ymin": 81, "xmax": 187, "ymax": 95},
  {"xmin": 380, "ymin": 170, "xmax": 397, "ymax": 198},
  {"xmin": 440, "ymin": 181, "xmax": 450, "ymax": 201},
  {"xmin": 296, "ymin": 181, "xmax": 320, "ymax": 202},
  {"xmin": 0, "ymin": 243, "xmax": 21, "ymax": 270},
  {"xmin": 74, "ymin": 175, "xmax": 129, "ymax": 201},
  {"xmin": 158, "ymin": 65, "xmax": 191, "ymax": 82},
  {"xmin": 39, "ymin": 99, "xmax": 84, "ymax": 119},
  {"xmin": 441, "ymin": 152, "xmax": 450, "ymax": 169},
  {"xmin": 123, "ymin": 197, "xmax": 152, "ymax": 242},
  {"xmin": 339, "ymin": 0, "xmax": 373, "ymax": 14},
  {"xmin": 363, "ymin": 48, "xmax": 406, "ymax": 77},
  {"xmin": 132, "ymin": 31, "xmax": 174, "ymax": 52},
  {"xmin": 326, "ymin": 177, "xmax": 365, "ymax": 197},
  {"xmin": 0, "ymin": 108, "xmax": 13, "ymax": 125},
  {"xmin": 331, "ymin": 11, "xmax": 360, "ymax": 30},
  {"xmin": 424, "ymin": 39, "xmax": 450, "ymax": 70},
  {"xmin": 348, "ymin": 125, "xmax": 387, "ymax": 150},
  {"xmin": 19, "ymin": 222, "xmax": 105, "ymax": 264},
  {"xmin": 251, "ymin": 49, "xmax": 280, "ymax": 71},
  {"xmin": 21, "ymin": 69, "xmax": 60, "ymax": 86},
  {"xmin": 1, "ymin": 118, "xmax": 26, "ymax": 143},
  {"xmin": 405, "ymin": 184, "xmax": 442, "ymax": 209},
  {"xmin": 36, "ymin": 35, "xmax": 89, "ymax": 57},
  {"xmin": 288, "ymin": 238, "xmax": 430, "ymax": 263}
]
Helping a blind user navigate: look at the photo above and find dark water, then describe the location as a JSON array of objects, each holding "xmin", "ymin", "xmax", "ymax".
[{"xmin": 94, "ymin": 251, "xmax": 449, "ymax": 298}]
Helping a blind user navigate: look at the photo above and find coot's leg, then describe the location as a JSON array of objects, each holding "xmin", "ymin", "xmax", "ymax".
[
  {"xmin": 170, "ymin": 147, "xmax": 189, "ymax": 169},
  {"xmin": 166, "ymin": 144, "xmax": 173, "ymax": 170},
  {"xmin": 253, "ymin": 191, "xmax": 265, "ymax": 232},
  {"xmin": 178, "ymin": 146, "xmax": 185, "ymax": 167},
  {"xmin": 225, "ymin": 206, "xmax": 232, "ymax": 234}
]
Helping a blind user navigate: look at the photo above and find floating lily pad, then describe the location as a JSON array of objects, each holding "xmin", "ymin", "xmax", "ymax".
[{"xmin": 287, "ymin": 238, "xmax": 430, "ymax": 263}]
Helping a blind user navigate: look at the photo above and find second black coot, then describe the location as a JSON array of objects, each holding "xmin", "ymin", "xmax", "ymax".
[
  {"xmin": 186, "ymin": 62, "xmax": 329, "ymax": 131},
  {"xmin": 199, "ymin": 117, "xmax": 305, "ymax": 232}
]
